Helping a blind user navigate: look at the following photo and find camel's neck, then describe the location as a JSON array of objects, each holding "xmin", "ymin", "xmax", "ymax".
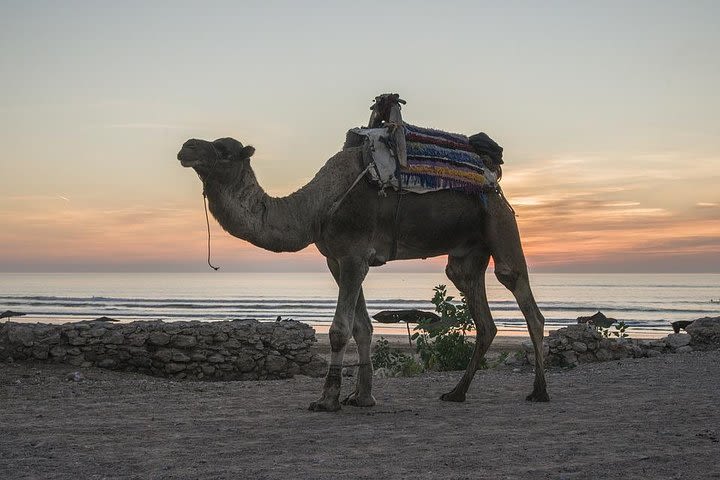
[{"xmin": 199, "ymin": 150, "xmax": 361, "ymax": 253}]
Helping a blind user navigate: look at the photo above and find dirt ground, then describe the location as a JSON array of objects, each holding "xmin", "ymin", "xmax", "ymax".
[{"xmin": 1, "ymin": 349, "xmax": 719, "ymax": 479}]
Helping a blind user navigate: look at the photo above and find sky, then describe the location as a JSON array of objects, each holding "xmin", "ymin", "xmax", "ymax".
[{"xmin": 0, "ymin": 0, "xmax": 719, "ymax": 273}]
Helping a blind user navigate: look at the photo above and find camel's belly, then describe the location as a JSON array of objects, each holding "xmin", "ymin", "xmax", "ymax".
[{"xmin": 317, "ymin": 187, "xmax": 490, "ymax": 263}]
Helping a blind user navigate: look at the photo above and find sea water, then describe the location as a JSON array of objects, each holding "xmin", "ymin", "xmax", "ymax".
[{"xmin": 1, "ymin": 272, "xmax": 719, "ymax": 335}]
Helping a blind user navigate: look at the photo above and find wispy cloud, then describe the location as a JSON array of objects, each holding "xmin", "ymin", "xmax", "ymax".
[{"xmin": 103, "ymin": 123, "xmax": 192, "ymax": 130}]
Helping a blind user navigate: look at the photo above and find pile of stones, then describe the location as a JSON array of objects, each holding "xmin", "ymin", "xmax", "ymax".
[
  {"xmin": 0, "ymin": 319, "xmax": 327, "ymax": 380},
  {"xmin": 517, "ymin": 316, "xmax": 720, "ymax": 368}
]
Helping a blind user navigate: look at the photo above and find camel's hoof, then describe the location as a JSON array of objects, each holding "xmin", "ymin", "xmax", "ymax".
[
  {"xmin": 440, "ymin": 391, "xmax": 466, "ymax": 403},
  {"xmin": 526, "ymin": 390, "xmax": 550, "ymax": 402},
  {"xmin": 342, "ymin": 393, "xmax": 376, "ymax": 407},
  {"xmin": 308, "ymin": 398, "xmax": 341, "ymax": 412}
]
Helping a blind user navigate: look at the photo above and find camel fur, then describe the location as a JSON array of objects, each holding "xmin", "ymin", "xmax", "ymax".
[{"xmin": 177, "ymin": 135, "xmax": 549, "ymax": 411}]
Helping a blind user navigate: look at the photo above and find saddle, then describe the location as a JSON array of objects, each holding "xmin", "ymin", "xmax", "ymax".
[{"xmin": 346, "ymin": 94, "xmax": 504, "ymax": 194}]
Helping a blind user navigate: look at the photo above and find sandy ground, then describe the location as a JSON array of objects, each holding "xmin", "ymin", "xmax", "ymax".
[{"xmin": 1, "ymin": 346, "xmax": 719, "ymax": 479}]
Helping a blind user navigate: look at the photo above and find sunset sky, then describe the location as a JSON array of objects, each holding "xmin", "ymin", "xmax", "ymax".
[{"xmin": 1, "ymin": 1, "xmax": 718, "ymax": 273}]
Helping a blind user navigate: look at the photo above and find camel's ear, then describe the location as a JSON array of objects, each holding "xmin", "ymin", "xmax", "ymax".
[{"xmin": 240, "ymin": 145, "xmax": 255, "ymax": 160}]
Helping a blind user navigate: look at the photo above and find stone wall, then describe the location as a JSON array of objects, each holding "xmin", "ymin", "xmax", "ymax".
[
  {"xmin": 519, "ymin": 316, "xmax": 720, "ymax": 368},
  {"xmin": 0, "ymin": 319, "xmax": 327, "ymax": 380}
]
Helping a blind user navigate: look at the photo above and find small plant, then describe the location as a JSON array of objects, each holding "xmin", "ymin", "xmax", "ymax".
[
  {"xmin": 371, "ymin": 337, "xmax": 424, "ymax": 376},
  {"xmin": 412, "ymin": 285, "xmax": 476, "ymax": 371},
  {"xmin": 598, "ymin": 321, "xmax": 629, "ymax": 338}
]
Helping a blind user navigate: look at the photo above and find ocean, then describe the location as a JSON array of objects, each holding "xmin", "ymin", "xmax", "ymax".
[{"xmin": 1, "ymin": 272, "xmax": 719, "ymax": 336}]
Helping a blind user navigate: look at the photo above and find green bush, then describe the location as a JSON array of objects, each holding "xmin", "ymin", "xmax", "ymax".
[
  {"xmin": 412, "ymin": 285, "xmax": 477, "ymax": 371},
  {"xmin": 371, "ymin": 337, "xmax": 424, "ymax": 376}
]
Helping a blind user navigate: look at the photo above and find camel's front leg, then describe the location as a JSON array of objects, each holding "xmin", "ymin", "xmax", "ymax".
[
  {"xmin": 309, "ymin": 257, "xmax": 369, "ymax": 412},
  {"xmin": 325, "ymin": 258, "xmax": 376, "ymax": 407},
  {"xmin": 341, "ymin": 289, "xmax": 376, "ymax": 407}
]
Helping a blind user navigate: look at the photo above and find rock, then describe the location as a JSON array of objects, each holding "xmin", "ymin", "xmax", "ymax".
[
  {"xmin": 649, "ymin": 340, "xmax": 667, "ymax": 349},
  {"xmin": 521, "ymin": 340, "xmax": 534, "ymax": 353},
  {"xmin": 685, "ymin": 316, "xmax": 720, "ymax": 349},
  {"xmin": 171, "ymin": 335, "xmax": 197, "ymax": 348},
  {"xmin": 89, "ymin": 327, "xmax": 106, "ymax": 337},
  {"xmin": 32, "ymin": 346, "xmax": 49, "ymax": 360},
  {"xmin": 671, "ymin": 320, "xmax": 694, "ymax": 333},
  {"xmin": 374, "ymin": 367, "xmax": 391, "ymax": 378},
  {"xmin": 504, "ymin": 351, "xmax": 527, "ymax": 366},
  {"xmin": 50, "ymin": 346, "xmax": 67, "ymax": 358},
  {"xmin": 595, "ymin": 349, "xmax": 613, "ymax": 361},
  {"xmin": 94, "ymin": 316, "xmax": 119, "ymax": 322},
  {"xmin": 66, "ymin": 371, "xmax": 83, "ymax": 382},
  {"xmin": 303, "ymin": 355, "xmax": 328, "ymax": 378},
  {"xmin": 128, "ymin": 333, "xmax": 148, "ymax": 347},
  {"xmin": 8, "ymin": 326, "xmax": 34, "ymax": 347},
  {"xmin": 676, "ymin": 346, "xmax": 693, "ymax": 354},
  {"xmin": 102, "ymin": 331, "xmax": 125, "ymax": 345},
  {"xmin": 172, "ymin": 351, "xmax": 191, "ymax": 363},
  {"xmin": 561, "ymin": 350, "xmax": 578, "ymax": 367},
  {"xmin": 572, "ymin": 341, "xmax": 588, "ymax": 353},
  {"xmin": 265, "ymin": 354, "xmax": 288, "ymax": 374},
  {"xmin": 147, "ymin": 332, "xmax": 171, "ymax": 346},
  {"xmin": 207, "ymin": 353, "xmax": 225, "ymax": 363},
  {"xmin": 153, "ymin": 349, "xmax": 173, "ymax": 363},
  {"xmin": 577, "ymin": 311, "xmax": 616, "ymax": 329},
  {"xmin": 165, "ymin": 362, "xmax": 186, "ymax": 373},
  {"xmin": 235, "ymin": 353, "xmax": 256, "ymax": 373},
  {"xmin": 664, "ymin": 333, "xmax": 691, "ymax": 349},
  {"xmin": 97, "ymin": 358, "xmax": 116, "ymax": 368}
]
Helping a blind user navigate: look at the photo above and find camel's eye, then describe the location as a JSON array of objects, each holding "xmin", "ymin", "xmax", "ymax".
[{"xmin": 214, "ymin": 143, "xmax": 229, "ymax": 159}]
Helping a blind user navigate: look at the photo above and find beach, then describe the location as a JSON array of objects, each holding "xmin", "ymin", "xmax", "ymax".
[{"xmin": 2, "ymin": 341, "xmax": 719, "ymax": 479}]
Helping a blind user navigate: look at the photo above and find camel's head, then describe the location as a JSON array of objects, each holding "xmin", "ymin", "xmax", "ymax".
[{"xmin": 177, "ymin": 137, "xmax": 255, "ymax": 174}]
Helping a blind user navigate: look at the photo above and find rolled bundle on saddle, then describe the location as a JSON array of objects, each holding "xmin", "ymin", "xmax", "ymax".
[{"xmin": 346, "ymin": 93, "xmax": 504, "ymax": 194}]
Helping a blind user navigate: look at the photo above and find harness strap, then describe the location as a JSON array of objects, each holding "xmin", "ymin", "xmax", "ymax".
[{"xmin": 327, "ymin": 161, "xmax": 375, "ymax": 217}]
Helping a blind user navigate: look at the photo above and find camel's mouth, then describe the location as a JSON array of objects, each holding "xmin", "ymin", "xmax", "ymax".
[{"xmin": 177, "ymin": 151, "xmax": 199, "ymax": 168}]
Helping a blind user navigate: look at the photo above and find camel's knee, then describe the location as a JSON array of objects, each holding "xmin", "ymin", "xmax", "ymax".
[
  {"xmin": 445, "ymin": 261, "xmax": 470, "ymax": 291},
  {"xmin": 329, "ymin": 326, "xmax": 351, "ymax": 353},
  {"xmin": 358, "ymin": 321, "xmax": 373, "ymax": 339},
  {"xmin": 494, "ymin": 265, "xmax": 521, "ymax": 292}
]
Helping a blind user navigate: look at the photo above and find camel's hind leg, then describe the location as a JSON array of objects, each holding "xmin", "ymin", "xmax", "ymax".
[
  {"xmin": 486, "ymin": 194, "xmax": 549, "ymax": 402},
  {"xmin": 309, "ymin": 256, "xmax": 369, "ymax": 412},
  {"xmin": 325, "ymin": 258, "xmax": 376, "ymax": 407},
  {"xmin": 441, "ymin": 251, "xmax": 496, "ymax": 402}
]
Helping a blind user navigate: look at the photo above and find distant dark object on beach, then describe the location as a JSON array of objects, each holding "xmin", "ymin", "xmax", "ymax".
[
  {"xmin": 671, "ymin": 320, "xmax": 694, "ymax": 334},
  {"xmin": 0, "ymin": 310, "xmax": 26, "ymax": 320},
  {"xmin": 372, "ymin": 309, "xmax": 442, "ymax": 344},
  {"xmin": 94, "ymin": 316, "xmax": 120, "ymax": 322},
  {"xmin": 372, "ymin": 309, "xmax": 441, "ymax": 324},
  {"xmin": 577, "ymin": 311, "xmax": 616, "ymax": 329}
]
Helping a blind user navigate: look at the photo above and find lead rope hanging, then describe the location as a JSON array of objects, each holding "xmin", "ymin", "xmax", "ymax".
[
  {"xmin": 197, "ymin": 172, "xmax": 220, "ymax": 271},
  {"xmin": 203, "ymin": 192, "xmax": 220, "ymax": 272}
]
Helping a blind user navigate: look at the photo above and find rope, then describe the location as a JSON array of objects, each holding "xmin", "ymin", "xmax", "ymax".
[
  {"xmin": 328, "ymin": 362, "xmax": 372, "ymax": 368},
  {"xmin": 327, "ymin": 162, "xmax": 375, "ymax": 217},
  {"xmin": 202, "ymin": 192, "xmax": 220, "ymax": 271}
]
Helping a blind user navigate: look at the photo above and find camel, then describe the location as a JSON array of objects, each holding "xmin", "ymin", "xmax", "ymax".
[{"xmin": 177, "ymin": 126, "xmax": 549, "ymax": 412}]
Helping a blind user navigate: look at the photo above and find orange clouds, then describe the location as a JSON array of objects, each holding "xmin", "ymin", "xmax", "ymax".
[
  {"xmin": 1, "ymin": 149, "xmax": 718, "ymax": 272},
  {"xmin": 504, "ymin": 152, "xmax": 720, "ymax": 271}
]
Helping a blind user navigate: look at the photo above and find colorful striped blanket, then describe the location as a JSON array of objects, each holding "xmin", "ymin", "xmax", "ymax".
[
  {"xmin": 348, "ymin": 124, "xmax": 498, "ymax": 194},
  {"xmin": 402, "ymin": 124, "xmax": 497, "ymax": 193}
]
